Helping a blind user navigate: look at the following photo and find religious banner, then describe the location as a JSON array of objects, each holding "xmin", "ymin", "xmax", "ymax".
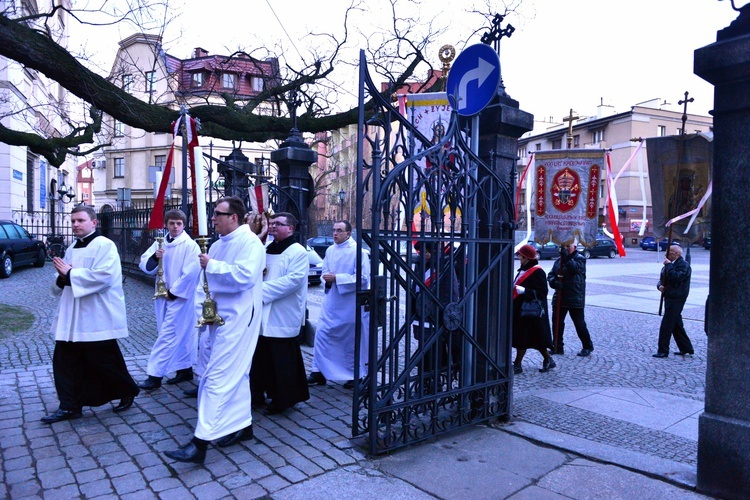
[
  {"xmin": 646, "ymin": 133, "xmax": 712, "ymax": 242},
  {"xmin": 404, "ymin": 92, "xmax": 462, "ymax": 233},
  {"xmin": 533, "ymin": 150, "xmax": 605, "ymax": 246}
]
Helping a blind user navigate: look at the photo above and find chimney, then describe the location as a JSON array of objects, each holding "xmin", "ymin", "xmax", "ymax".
[{"xmin": 194, "ymin": 47, "xmax": 208, "ymax": 58}]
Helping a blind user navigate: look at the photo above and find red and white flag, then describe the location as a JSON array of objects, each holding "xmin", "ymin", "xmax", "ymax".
[{"xmin": 248, "ymin": 183, "xmax": 270, "ymax": 214}]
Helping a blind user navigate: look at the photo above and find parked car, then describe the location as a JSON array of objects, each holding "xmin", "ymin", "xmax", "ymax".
[
  {"xmin": 522, "ymin": 241, "xmax": 561, "ymax": 260},
  {"xmin": 307, "ymin": 236, "xmax": 334, "ymax": 258},
  {"xmin": 703, "ymin": 235, "xmax": 711, "ymax": 250},
  {"xmin": 306, "ymin": 245, "xmax": 323, "ymax": 286},
  {"xmin": 579, "ymin": 236, "xmax": 617, "ymax": 259},
  {"xmin": 0, "ymin": 220, "xmax": 46, "ymax": 278},
  {"xmin": 640, "ymin": 236, "xmax": 680, "ymax": 251}
]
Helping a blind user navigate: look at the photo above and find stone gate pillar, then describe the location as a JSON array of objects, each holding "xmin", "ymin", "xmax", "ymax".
[
  {"xmin": 694, "ymin": 6, "xmax": 750, "ymax": 499},
  {"xmin": 270, "ymin": 128, "xmax": 317, "ymax": 244}
]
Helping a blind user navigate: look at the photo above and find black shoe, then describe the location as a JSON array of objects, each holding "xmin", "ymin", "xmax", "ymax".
[
  {"xmin": 652, "ymin": 352, "xmax": 669, "ymax": 358},
  {"xmin": 216, "ymin": 425, "xmax": 254, "ymax": 447},
  {"xmin": 138, "ymin": 376, "xmax": 162, "ymax": 391},
  {"xmin": 539, "ymin": 358, "xmax": 556, "ymax": 373},
  {"xmin": 577, "ymin": 349, "xmax": 592, "ymax": 357},
  {"xmin": 342, "ymin": 380, "xmax": 355, "ymax": 389},
  {"xmin": 549, "ymin": 347, "xmax": 564, "ymax": 355},
  {"xmin": 166, "ymin": 368, "xmax": 193, "ymax": 385},
  {"xmin": 164, "ymin": 441, "xmax": 206, "ymax": 464},
  {"xmin": 513, "ymin": 364, "xmax": 523, "ymax": 375},
  {"xmin": 183, "ymin": 386, "xmax": 198, "ymax": 398},
  {"xmin": 263, "ymin": 405, "xmax": 287, "ymax": 416},
  {"xmin": 41, "ymin": 408, "xmax": 82, "ymax": 424},
  {"xmin": 673, "ymin": 351, "xmax": 694, "ymax": 356},
  {"xmin": 113, "ymin": 396, "xmax": 135, "ymax": 413},
  {"xmin": 306, "ymin": 372, "xmax": 326, "ymax": 386}
]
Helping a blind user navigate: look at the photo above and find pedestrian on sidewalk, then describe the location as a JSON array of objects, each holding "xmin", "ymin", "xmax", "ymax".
[
  {"xmin": 512, "ymin": 244, "xmax": 555, "ymax": 373},
  {"xmin": 547, "ymin": 242, "xmax": 595, "ymax": 357},
  {"xmin": 653, "ymin": 245, "xmax": 695, "ymax": 358},
  {"xmin": 306, "ymin": 220, "xmax": 370, "ymax": 389},
  {"xmin": 42, "ymin": 205, "xmax": 139, "ymax": 424},
  {"xmin": 250, "ymin": 212, "xmax": 310, "ymax": 415},
  {"xmin": 164, "ymin": 196, "xmax": 265, "ymax": 464},
  {"xmin": 137, "ymin": 209, "xmax": 201, "ymax": 392}
]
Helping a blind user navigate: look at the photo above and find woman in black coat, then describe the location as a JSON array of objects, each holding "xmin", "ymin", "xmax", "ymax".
[{"xmin": 512, "ymin": 244, "xmax": 554, "ymax": 374}]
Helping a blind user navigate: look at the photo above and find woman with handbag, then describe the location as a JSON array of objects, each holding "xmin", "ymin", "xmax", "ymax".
[{"xmin": 512, "ymin": 244, "xmax": 555, "ymax": 374}]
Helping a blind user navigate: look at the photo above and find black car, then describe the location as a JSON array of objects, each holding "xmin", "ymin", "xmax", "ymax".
[
  {"xmin": 307, "ymin": 236, "xmax": 334, "ymax": 258},
  {"xmin": 525, "ymin": 241, "xmax": 561, "ymax": 260},
  {"xmin": 579, "ymin": 236, "xmax": 618, "ymax": 259},
  {"xmin": 0, "ymin": 220, "xmax": 46, "ymax": 278}
]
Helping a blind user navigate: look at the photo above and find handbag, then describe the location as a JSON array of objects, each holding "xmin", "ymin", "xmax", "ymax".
[{"xmin": 520, "ymin": 291, "xmax": 545, "ymax": 318}]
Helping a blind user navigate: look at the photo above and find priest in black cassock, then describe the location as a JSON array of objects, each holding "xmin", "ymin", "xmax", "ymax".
[{"xmin": 42, "ymin": 205, "xmax": 139, "ymax": 423}]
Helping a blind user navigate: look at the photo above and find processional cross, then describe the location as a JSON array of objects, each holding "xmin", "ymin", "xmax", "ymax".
[
  {"xmin": 562, "ymin": 108, "xmax": 580, "ymax": 149},
  {"xmin": 678, "ymin": 91, "xmax": 694, "ymax": 136}
]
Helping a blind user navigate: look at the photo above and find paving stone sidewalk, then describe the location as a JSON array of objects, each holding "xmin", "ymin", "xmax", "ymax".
[{"xmin": 0, "ymin": 261, "xmax": 708, "ymax": 498}]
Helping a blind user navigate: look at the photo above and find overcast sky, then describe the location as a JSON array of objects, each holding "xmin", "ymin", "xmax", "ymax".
[{"xmin": 71, "ymin": 0, "xmax": 738, "ymax": 122}]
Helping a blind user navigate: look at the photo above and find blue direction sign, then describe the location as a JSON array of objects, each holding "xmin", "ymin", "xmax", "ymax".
[{"xmin": 446, "ymin": 44, "xmax": 501, "ymax": 117}]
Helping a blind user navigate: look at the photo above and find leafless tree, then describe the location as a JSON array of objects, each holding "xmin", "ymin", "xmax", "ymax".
[{"xmin": 0, "ymin": 0, "xmax": 515, "ymax": 167}]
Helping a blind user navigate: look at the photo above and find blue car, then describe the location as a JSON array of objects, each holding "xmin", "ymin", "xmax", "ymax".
[{"xmin": 640, "ymin": 236, "xmax": 680, "ymax": 251}]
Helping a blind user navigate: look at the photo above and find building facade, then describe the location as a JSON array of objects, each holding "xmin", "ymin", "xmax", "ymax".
[
  {"xmin": 516, "ymin": 99, "xmax": 713, "ymax": 245},
  {"xmin": 95, "ymin": 34, "xmax": 280, "ymax": 211},
  {"xmin": 0, "ymin": 0, "xmax": 77, "ymax": 228}
]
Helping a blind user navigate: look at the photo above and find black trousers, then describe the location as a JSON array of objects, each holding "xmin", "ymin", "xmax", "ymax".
[
  {"xmin": 53, "ymin": 340, "xmax": 139, "ymax": 411},
  {"xmin": 551, "ymin": 305, "xmax": 594, "ymax": 351},
  {"xmin": 657, "ymin": 299, "xmax": 694, "ymax": 354},
  {"xmin": 250, "ymin": 336, "xmax": 310, "ymax": 410}
]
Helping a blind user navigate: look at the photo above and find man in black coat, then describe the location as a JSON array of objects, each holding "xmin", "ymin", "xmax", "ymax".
[
  {"xmin": 547, "ymin": 242, "xmax": 595, "ymax": 357},
  {"xmin": 653, "ymin": 245, "xmax": 695, "ymax": 358}
]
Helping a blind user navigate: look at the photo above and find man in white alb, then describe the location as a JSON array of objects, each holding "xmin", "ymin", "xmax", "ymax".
[
  {"xmin": 137, "ymin": 209, "xmax": 201, "ymax": 391},
  {"xmin": 164, "ymin": 196, "xmax": 265, "ymax": 464},
  {"xmin": 307, "ymin": 220, "xmax": 370, "ymax": 389}
]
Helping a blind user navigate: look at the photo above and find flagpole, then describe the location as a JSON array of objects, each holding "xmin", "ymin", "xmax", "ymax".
[{"xmin": 180, "ymin": 105, "xmax": 189, "ymax": 217}]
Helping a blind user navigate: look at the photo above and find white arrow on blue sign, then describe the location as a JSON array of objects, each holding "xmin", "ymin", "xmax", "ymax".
[{"xmin": 446, "ymin": 44, "xmax": 501, "ymax": 117}]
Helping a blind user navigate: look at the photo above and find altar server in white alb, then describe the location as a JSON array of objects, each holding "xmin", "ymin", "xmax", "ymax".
[
  {"xmin": 307, "ymin": 220, "xmax": 370, "ymax": 389},
  {"xmin": 165, "ymin": 196, "xmax": 265, "ymax": 464},
  {"xmin": 42, "ymin": 205, "xmax": 140, "ymax": 424},
  {"xmin": 250, "ymin": 212, "xmax": 310, "ymax": 415},
  {"xmin": 137, "ymin": 209, "xmax": 201, "ymax": 391}
]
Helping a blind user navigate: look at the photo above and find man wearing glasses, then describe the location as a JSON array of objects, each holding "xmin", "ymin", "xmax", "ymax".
[
  {"xmin": 164, "ymin": 196, "xmax": 265, "ymax": 464},
  {"xmin": 250, "ymin": 212, "xmax": 310, "ymax": 415},
  {"xmin": 307, "ymin": 220, "xmax": 370, "ymax": 389}
]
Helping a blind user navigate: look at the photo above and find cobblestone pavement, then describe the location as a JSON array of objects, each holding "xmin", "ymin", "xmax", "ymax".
[{"xmin": 0, "ymin": 248, "xmax": 709, "ymax": 498}]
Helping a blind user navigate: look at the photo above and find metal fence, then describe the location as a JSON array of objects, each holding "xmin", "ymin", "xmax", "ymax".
[{"xmin": 11, "ymin": 201, "xmax": 212, "ymax": 266}]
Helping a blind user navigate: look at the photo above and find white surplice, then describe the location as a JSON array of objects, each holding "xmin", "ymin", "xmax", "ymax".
[
  {"xmin": 51, "ymin": 235, "xmax": 128, "ymax": 342},
  {"xmin": 139, "ymin": 231, "xmax": 202, "ymax": 377},
  {"xmin": 312, "ymin": 237, "xmax": 370, "ymax": 381},
  {"xmin": 194, "ymin": 224, "xmax": 265, "ymax": 441},
  {"xmin": 262, "ymin": 242, "xmax": 308, "ymax": 338}
]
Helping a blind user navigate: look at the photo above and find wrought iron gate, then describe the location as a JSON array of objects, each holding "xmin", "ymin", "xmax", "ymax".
[{"xmin": 352, "ymin": 51, "xmax": 517, "ymax": 453}]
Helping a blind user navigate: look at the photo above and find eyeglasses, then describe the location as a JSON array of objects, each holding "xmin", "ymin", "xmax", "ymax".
[
  {"xmin": 333, "ymin": 228, "xmax": 349, "ymax": 233},
  {"xmin": 213, "ymin": 210, "xmax": 234, "ymax": 217},
  {"xmin": 268, "ymin": 222, "xmax": 291, "ymax": 227}
]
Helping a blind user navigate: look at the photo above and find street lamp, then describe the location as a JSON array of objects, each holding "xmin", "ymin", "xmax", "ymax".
[
  {"xmin": 49, "ymin": 179, "xmax": 76, "ymax": 237},
  {"xmin": 338, "ymin": 189, "xmax": 346, "ymax": 219}
]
